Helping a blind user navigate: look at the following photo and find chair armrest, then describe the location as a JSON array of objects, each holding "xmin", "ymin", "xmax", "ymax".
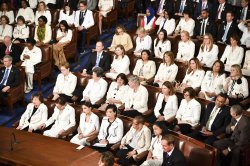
[
  {"xmin": 47, "ymin": 94, "xmax": 54, "ymax": 100},
  {"xmin": 86, "ymin": 133, "xmax": 98, "ymax": 144},
  {"xmin": 240, "ymin": 98, "xmax": 250, "ymax": 109},
  {"xmin": 118, "ymin": 104, "xmax": 125, "ymax": 111},
  {"xmin": 12, "ymin": 121, "xmax": 20, "ymax": 128},
  {"xmin": 134, "ymin": 151, "xmax": 149, "ymax": 162},
  {"xmin": 166, "ymin": 117, "xmax": 177, "ymax": 125},
  {"xmin": 142, "ymin": 109, "xmax": 153, "ymax": 117},
  {"xmin": 7, "ymin": 85, "xmax": 23, "ymax": 94},
  {"xmin": 58, "ymin": 126, "xmax": 76, "ymax": 138},
  {"xmin": 146, "ymin": 77, "xmax": 154, "ymax": 85},
  {"xmin": 110, "ymin": 142, "xmax": 121, "ymax": 152},
  {"xmin": 95, "ymin": 97, "xmax": 106, "ymax": 106},
  {"xmin": 34, "ymin": 62, "xmax": 44, "ymax": 70}
]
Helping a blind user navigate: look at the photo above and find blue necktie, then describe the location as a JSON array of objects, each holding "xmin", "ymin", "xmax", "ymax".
[
  {"xmin": 179, "ymin": 1, "xmax": 185, "ymax": 13},
  {"xmin": 222, "ymin": 24, "xmax": 230, "ymax": 42},
  {"xmin": 0, "ymin": 68, "xmax": 10, "ymax": 86},
  {"xmin": 95, "ymin": 54, "xmax": 101, "ymax": 67}
]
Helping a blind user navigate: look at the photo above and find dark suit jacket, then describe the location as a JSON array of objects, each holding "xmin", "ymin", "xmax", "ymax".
[
  {"xmin": 162, "ymin": 148, "xmax": 186, "ymax": 166},
  {"xmin": 58, "ymin": 0, "xmax": 79, "ymax": 10},
  {"xmin": 163, "ymin": 0, "xmax": 175, "ymax": 16},
  {"xmin": 236, "ymin": 7, "xmax": 250, "ymax": 21},
  {"xmin": 0, "ymin": 65, "xmax": 20, "ymax": 88},
  {"xmin": 226, "ymin": 115, "xmax": 250, "ymax": 150},
  {"xmin": 194, "ymin": 1, "xmax": 213, "ymax": 19},
  {"xmin": 201, "ymin": 103, "xmax": 231, "ymax": 136},
  {"xmin": 212, "ymin": 3, "xmax": 232, "ymax": 22},
  {"xmin": 175, "ymin": 0, "xmax": 193, "ymax": 15},
  {"xmin": 217, "ymin": 21, "xmax": 239, "ymax": 44},
  {"xmin": 0, "ymin": 44, "xmax": 22, "ymax": 64},
  {"xmin": 85, "ymin": 51, "xmax": 111, "ymax": 74},
  {"xmin": 194, "ymin": 17, "xmax": 217, "ymax": 37}
]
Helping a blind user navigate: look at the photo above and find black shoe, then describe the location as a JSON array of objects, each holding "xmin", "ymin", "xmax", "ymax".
[{"xmin": 80, "ymin": 50, "xmax": 86, "ymax": 55}]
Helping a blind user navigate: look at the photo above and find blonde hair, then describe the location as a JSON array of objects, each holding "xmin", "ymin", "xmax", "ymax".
[
  {"xmin": 181, "ymin": 31, "xmax": 190, "ymax": 40},
  {"xmin": 201, "ymin": 33, "xmax": 214, "ymax": 52},
  {"xmin": 136, "ymin": 27, "xmax": 146, "ymax": 35}
]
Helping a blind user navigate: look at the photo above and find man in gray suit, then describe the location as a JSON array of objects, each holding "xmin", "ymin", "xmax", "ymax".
[{"xmin": 213, "ymin": 105, "xmax": 250, "ymax": 166}]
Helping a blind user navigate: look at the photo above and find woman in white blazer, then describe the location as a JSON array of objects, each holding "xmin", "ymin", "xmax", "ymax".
[
  {"xmin": 141, "ymin": 121, "xmax": 168, "ymax": 166},
  {"xmin": 133, "ymin": 50, "xmax": 156, "ymax": 84},
  {"xmin": 220, "ymin": 35, "xmax": 244, "ymax": 71},
  {"xmin": 134, "ymin": 27, "xmax": 152, "ymax": 57},
  {"xmin": 155, "ymin": 10, "xmax": 175, "ymax": 35},
  {"xmin": 122, "ymin": 75, "xmax": 149, "ymax": 118},
  {"xmin": 16, "ymin": 0, "xmax": 35, "ymax": 24},
  {"xmin": 154, "ymin": 29, "xmax": 171, "ymax": 59},
  {"xmin": 41, "ymin": 97, "xmax": 76, "ymax": 138},
  {"xmin": 34, "ymin": 16, "xmax": 52, "ymax": 45},
  {"xmin": 175, "ymin": 11, "xmax": 195, "ymax": 36},
  {"xmin": 176, "ymin": 31, "xmax": 195, "ymax": 63},
  {"xmin": 177, "ymin": 57, "xmax": 205, "ymax": 93},
  {"xmin": 13, "ymin": 16, "xmax": 29, "ymax": 43},
  {"xmin": 238, "ymin": 21, "xmax": 250, "ymax": 47},
  {"xmin": 223, "ymin": 64, "xmax": 249, "ymax": 106},
  {"xmin": 52, "ymin": 63, "xmax": 77, "ymax": 102},
  {"xmin": 35, "ymin": 2, "xmax": 52, "ymax": 25},
  {"xmin": 142, "ymin": 7, "xmax": 156, "ymax": 33},
  {"xmin": 154, "ymin": 51, "xmax": 178, "ymax": 87},
  {"xmin": 70, "ymin": 101, "xmax": 99, "ymax": 146},
  {"xmin": 105, "ymin": 45, "xmax": 130, "ymax": 80},
  {"xmin": 199, "ymin": 60, "xmax": 226, "ymax": 100},
  {"xmin": 58, "ymin": 3, "xmax": 75, "ymax": 26},
  {"xmin": 105, "ymin": 73, "xmax": 129, "ymax": 108},
  {"xmin": 148, "ymin": 81, "xmax": 178, "ymax": 124},
  {"xmin": 174, "ymin": 87, "xmax": 201, "ymax": 135},
  {"xmin": 197, "ymin": 34, "xmax": 218, "ymax": 68},
  {"xmin": 117, "ymin": 116, "xmax": 151, "ymax": 165},
  {"xmin": 96, "ymin": 104, "xmax": 124, "ymax": 151},
  {"xmin": 0, "ymin": 2, "xmax": 14, "ymax": 24},
  {"xmin": 17, "ymin": 93, "xmax": 48, "ymax": 132},
  {"xmin": 242, "ymin": 50, "xmax": 250, "ymax": 76},
  {"xmin": 0, "ymin": 15, "xmax": 13, "ymax": 41}
]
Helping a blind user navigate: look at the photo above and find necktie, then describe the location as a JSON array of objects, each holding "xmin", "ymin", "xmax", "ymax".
[
  {"xmin": 222, "ymin": 23, "xmax": 230, "ymax": 42},
  {"xmin": 95, "ymin": 54, "xmax": 101, "ymax": 67},
  {"xmin": 216, "ymin": 4, "xmax": 222, "ymax": 21},
  {"xmin": 228, "ymin": 80, "xmax": 236, "ymax": 95},
  {"xmin": 240, "ymin": 8, "xmax": 246, "ymax": 20},
  {"xmin": 165, "ymin": 152, "xmax": 169, "ymax": 159},
  {"xmin": 206, "ymin": 106, "xmax": 219, "ymax": 130},
  {"xmin": 0, "ymin": 68, "xmax": 10, "ymax": 86},
  {"xmin": 5, "ymin": 46, "xmax": 10, "ymax": 55},
  {"xmin": 157, "ymin": 0, "xmax": 164, "ymax": 13},
  {"xmin": 79, "ymin": 11, "xmax": 84, "ymax": 25},
  {"xmin": 179, "ymin": 1, "xmax": 185, "ymax": 13},
  {"xmin": 202, "ymin": 2, "xmax": 206, "ymax": 10},
  {"xmin": 161, "ymin": 19, "xmax": 167, "ymax": 31},
  {"xmin": 200, "ymin": 19, "xmax": 206, "ymax": 36}
]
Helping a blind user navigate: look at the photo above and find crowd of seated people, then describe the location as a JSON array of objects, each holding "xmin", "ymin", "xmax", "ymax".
[{"xmin": 0, "ymin": 0, "xmax": 249, "ymax": 166}]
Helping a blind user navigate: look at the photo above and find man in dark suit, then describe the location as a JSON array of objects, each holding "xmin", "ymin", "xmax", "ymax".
[
  {"xmin": 212, "ymin": 0, "xmax": 232, "ymax": 23},
  {"xmin": 174, "ymin": 0, "xmax": 193, "ymax": 18},
  {"xmin": 0, "ymin": 55, "xmax": 20, "ymax": 99},
  {"xmin": 213, "ymin": 105, "xmax": 250, "ymax": 166},
  {"xmin": 161, "ymin": 135, "xmax": 186, "ymax": 166},
  {"xmin": 83, "ymin": 41, "xmax": 111, "ymax": 75},
  {"xmin": 58, "ymin": 0, "xmax": 79, "ymax": 10},
  {"xmin": 188, "ymin": 94, "xmax": 231, "ymax": 145},
  {"xmin": 194, "ymin": 9, "xmax": 217, "ymax": 38},
  {"xmin": 217, "ymin": 11, "xmax": 239, "ymax": 44},
  {"xmin": 157, "ymin": 0, "xmax": 175, "ymax": 16},
  {"xmin": 236, "ymin": 0, "xmax": 250, "ymax": 22},
  {"xmin": 0, "ymin": 36, "xmax": 22, "ymax": 65},
  {"xmin": 194, "ymin": 0, "xmax": 213, "ymax": 19}
]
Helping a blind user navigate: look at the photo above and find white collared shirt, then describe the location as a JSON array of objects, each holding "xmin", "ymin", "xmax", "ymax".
[{"xmin": 167, "ymin": 147, "xmax": 175, "ymax": 157}]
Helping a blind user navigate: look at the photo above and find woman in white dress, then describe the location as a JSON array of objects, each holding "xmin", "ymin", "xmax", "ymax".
[
  {"xmin": 155, "ymin": 10, "xmax": 175, "ymax": 35},
  {"xmin": 199, "ymin": 60, "xmax": 226, "ymax": 100},
  {"xmin": 177, "ymin": 57, "xmax": 205, "ymax": 93},
  {"xmin": 133, "ymin": 50, "xmax": 156, "ymax": 84},
  {"xmin": 0, "ymin": 2, "xmax": 14, "ymax": 24},
  {"xmin": 175, "ymin": 10, "xmax": 195, "ymax": 36},
  {"xmin": 35, "ymin": 2, "xmax": 52, "ymax": 25},
  {"xmin": 154, "ymin": 51, "xmax": 178, "ymax": 87},
  {"xmin": 16, "ymin": 93, "xmax": 48, "ymax": 133},
  {"xmin": 105, "ymin": 45, "xmax": 130, "ymax": 79},
  {"xmin": 220, "ymin": 35, "xmax": 244, "ymax": 71},
  {"xmin": 70, "ymin": 101, "xmax": 99, "ymax": 146},
  {"xmin": 0, "ymin": 15, "xmax": 12, "ymax": 42},
  {"xmin": 134, "ymin": 27, "xmax": 152, "ymax": 57},
  {"xmin": 176, "ymin": 31, "xmax": 195, "ymax": 63},
  {"xmin": 154, "ymin": 29, "xmax": 171, "ymax": 59},
  {"xmin": 13, "ymin": 16, "xmax": 29, "ymax": 43},
  {"xmin": 40, "ymin": 97, "xmax": 76, "ymax": 138},
  {"xmin": 58, "ymin": 2, "xmax": 75, "ymax": 27},
  {"xmin": 197, "ymin": 33, "xmax": 218, "ymax": 68},
  {"xmin": 141, "ymin": 121, "xmax": 168, "ymax": 166},
  {"xmin": 98, "ymin": 0, "xmax": 114, "ymax": 34}
]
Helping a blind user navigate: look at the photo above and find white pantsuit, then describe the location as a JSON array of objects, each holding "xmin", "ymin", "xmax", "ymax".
[
  {"xmin": 58, "ymin": 10, "xmax": 75, "ymax": 25},
  {"xmin": 34, "ymin": 24, "xmax": 52, "ymax": 44},
  {"xmin": 242, "ymin": 50, "xmax": 250, "ymax": 76},
  {"xmin": 154, "ymin": 39, "xmax": 171, "ymax": 59},
  {"xmin": 154, "ymin": 63, "xmax": 178, "ymax": 86},
  {"xmin": 197, "ymin": 44, "xmax": 219, "ymax": 68},
  {"xmin": 176, "ymin": 40, "xmax": 195, "ymax": 61},
  {"xmin": 44, "ymin": 104, "xmax": 76, "ymax": 138},
  {"xmin": 13, "ymin": 24, "xmax": 29, "ymax": 41},
  {"xmin": 133, "ymin": 60, "xmax": 156, "ymax": 80}
]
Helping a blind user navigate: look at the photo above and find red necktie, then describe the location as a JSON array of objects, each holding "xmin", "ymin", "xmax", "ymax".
[{"xmin": 5, "ymin": 46, "xmax": 10, "ymax": 55}]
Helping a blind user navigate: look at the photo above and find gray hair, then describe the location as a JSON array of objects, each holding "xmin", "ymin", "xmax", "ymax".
[
  {"xmin": 3, "ymin": 55, "xmax": 13, "ymax": 61},
  {"xmin": 231, "ymin": 105, "xmax": 243, "ymax": 116},
  {"xmin": 92, "ymin": 66, "xmax": 103, "ymax": 77},
  {"xmin": 128, "ymin": 75, "xmax": 140, "ymax": 85}
]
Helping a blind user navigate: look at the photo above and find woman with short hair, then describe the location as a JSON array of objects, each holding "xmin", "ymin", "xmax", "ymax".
[
  {"xmin": 34, "ymin": 15, "xmax": 52, "ymax": 46},
  {"xmin": 134, "ymin": 27, "xmax": 152, "ymax": 57},
  {"xmin": 13, "ymin": 16, "xmax": 29, "ymax": 43}
]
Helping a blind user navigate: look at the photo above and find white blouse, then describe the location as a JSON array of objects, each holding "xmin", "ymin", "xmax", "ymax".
[
  {"xmin": 111, "ymin": 55, "xmax": 130, "ymax": 75},
  {"xmin": 34, "ymin": 24, "xmax": 52, "ymax": 44},
  {"xmin": 224, "ymin": 76, "xmax": 249, "ymax": 98},
  {"xmin": 238, "ymin": 22, "xmax": 250, "ymax": 47},
  {"xmin": 135, "ymin": 35, "xmax": 152, "ymax": 53},
  {"xmin": 13, "ymin": 24, "xmax": 29, "ymax": 40},
  {"xmin": 35, "ymin": 10, "xmax": 52, "ymax": 25},
  {"xmin": 0, "ymin": 24, "xmax": 12, "ymax": 40},
  {"xmin": 16, "ymin": 7, "xmax": 35, "ymax": 24},
  {"xmin": 176, "ymin": 98, "xmax": 201, "ymax": 126},
  {"xmin": 154, "ymin": 94, "xmax": 178, "ymax": 121},
  {"xmin": 155, "ymin": 17, "xmax": 175, "ymax": 35},
  {"xmin": 133, "ymin": 59, "xmax": 156, "ymax": 80},
  {"xmin": 154, "ymin": 39, "xmax": 171, "ymax": 59},
  {"xmin": 197, "ymin": 44, "xmax": 219, "ymax": 68},
  {"xmin": 98, "ymin": 0, "xmax": 113, "ymax": 16},
  {"xmin": 242, "ymin": 50, "xmax": 250, "ymax": 76},
  {"xmin": 176, "ymin": 40, "xmax": 195, "ymax": 61},
  {"xmin": 182, "ymin": 69, "xmax": 205, "ymax": 89},
  {"xmin": 175, "ymin": 18, "xmax": 195, "ymax": 36},
  {"xmin": 56, "ymin": 29, "xmax": 73, "ymax": 43},
  {"xmin": 79, "ymin": 112, "xmax": 100, "ymax": 135},
  {"xmin": 154, "ymin": 63, "xmax": 178, "ymax": 86},
  {"xmin": 149, "ymin": 136, "xmax": 163, "ymax": 160},
  {"xmin": 0, "ymin": 11, "xmax": 14, "ymax": 24},
  {"xmin": 58, "ymin": 10, "xmax": 75, "ymax": 25},
  {"xmin": 106, "ymin": 82, "xmax": 129, "ymax": 107}
]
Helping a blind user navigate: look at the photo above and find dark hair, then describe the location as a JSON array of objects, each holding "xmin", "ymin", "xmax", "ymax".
[
  {"xmin": 21, "ymin": 0, "xmax": 30, "ymax": 7},
  {"xmin": 212, "ymin": 60, "xmax": 225, "ymax": 76},
  {"xmin": 162, "ymin": 134, "xmax": 175, "ymax": 146},
  {"xmin": 201, "ymin": 9, "xmax": 209, "ymax": 14},
  {"xmin": 116, "ymin": 73, "xmax": 128, "ymax": 85},
  {"xmin": 217, "ymin": 93, "xmax": 228, "ymax": 100},
  {"xmin": 92, "ymin": 67, "xmax": 103, "ymax": 77},
  {"xmin": 187, "ymin": 57, "xmax": 203, "ymax": 74},
  {"xmin": 82, "ymin": 101, "xmax": 93, "ymax": 108},
  {"xmin": 38, "ymin": 15, "xmax": 48, "ymax": 24},
  {"xmin": 162, "ymin": 81, "xmax": 175, "ymax": 95},
  {"xmin": 17, "ymin": 16, "xmax": 25, "ymax": 24},
  {"xmin": 164, "ymin": 9, "xmax": 173, "ymax": 19},
  {"xmin": 105, "ymin": 104, "xmax": 118, "ymax": 117},
  {"xmin": 163, "ymin": 51, "xmax": 175, "ymax": 65},
  {"xmin": 230, "ymin": 34, "xmax": 240, "ymax": 45},
  {"xmin": 79, "ymin": 1, "xmax": 87, "ymax": 6},
  {"xmin": 183, "ymin": 87, "xmax": 196, "ymax": 98},
  {"xmin": 57, "ymin": 97, "xmax": 67, "ymax": 105},
  {"xmin": 63, "ymin": 2, "xmax": 73, "ymax": 15},
  {"xmin": 226, "ymin": 11, "xmax": 234, "ymax": 17},
  {"xmin": 1, "ymin": 15, "xmax": 9, "ymax": 24},
  {"xmin": 26, "ymin": 38, "xmax": 36, "ymax": 45},
  {"xmin": 31, "ymin": 92, "xmax": 44, "ymax": 103},
  {"xmin": 134, "ymin": 115, "xmax": 145, "ymax": 124},
  {"xmin": 153, "ymin": 121, "xmax": 169, "ymax": 136},
  {"xmin": 100, "ymin": 151, "xmax": 114, "ymax": 166},
  {"xmin": 141, "ymin": 49, "xmax": 151, "ymax": 60},
  {"xmin": 183, "ymin": 8, "xmax": 190, "ymax": 16},
  {"xmin": 1, "ymin": 1, "xmax": 10, "ymax": 11},
  {"xmin": 59, "ymin": 20, "xmax": 69, "ymax": 32},
  {"xmin": 155, "ymin": 29, "xmax": 168, "ymax": 47}
]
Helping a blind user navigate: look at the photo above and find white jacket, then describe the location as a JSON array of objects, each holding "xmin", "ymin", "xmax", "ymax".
[
  {"xmin": 197, "ymin": 44, "xmax": 218, "ymax": 68},
  {"xmin": 74, "ymin": 10, "xmax": 94, "ymax": 29},
  {"xmin": 176, "ymin": 40, "xmax": 195, "ymax": 61},
  {"xmin": 78, "ymin": 112, "xmax": 100, "ymax": 135},
  {"xmin": 133, "ymin": 59, "xmax": 156, "ymax": 80},
  {"xmin": 34, "ymin": 24, "xmax": 52, "ymax": 44},
  {"xmin": 182, "ymin": 69, "xmax": 205, "ymax": 89},
  {"xmin": 13, "ymin": 24, "xmax": 29, "ymax": 40}
]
